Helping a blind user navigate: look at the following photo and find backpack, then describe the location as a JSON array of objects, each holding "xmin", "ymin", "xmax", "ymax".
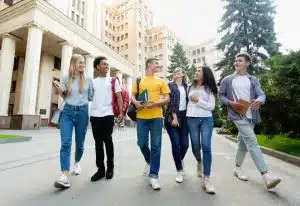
[{"xmin": 111, "ymin": 77, "xmax": 130, "ymax": 117}]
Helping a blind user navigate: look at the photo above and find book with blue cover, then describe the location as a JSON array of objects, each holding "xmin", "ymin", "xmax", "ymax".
[{"xmin": 137, "ymin": 89, "xmax": 148, "ymax": 105}]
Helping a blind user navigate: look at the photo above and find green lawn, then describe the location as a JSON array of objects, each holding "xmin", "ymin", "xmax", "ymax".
[
  {"xmin": 0, "ymin": 134, "xmax": 23, "ymax": 139},
  {"xmin": 232, "ymin": 134, "xmax": 300, "ymax": 157}
]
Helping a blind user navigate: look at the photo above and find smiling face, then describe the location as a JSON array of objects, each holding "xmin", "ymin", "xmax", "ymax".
[
  {"xmin": 96, "ymin": 59, "xmax": 109, "ymax": 75},
  {"xmin": 234, "ymin": 56, "xmax": 249, "ymax": 73},
  {"xmin": 173, "ymin": 68, "xmax": 185, "ymax": 80},
  {"xmin": 74, "ymin": 56, "xmax": 85, "ymax": 73},
  {"xmin": 194, "ymin": 67, "xmax": 203, "ymax": 84}
]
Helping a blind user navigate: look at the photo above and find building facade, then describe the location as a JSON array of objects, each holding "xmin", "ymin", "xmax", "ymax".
[
  {"xmin": 0, "ymin": 0, "xmax": 135, "ymax": 129},
  {"xmin": 101, "ymin": 0, "xmax": 153, "ymax": 77},
  {"xmin": 188, "ymin": 38, "xmax": 223, "ymax": 82}
]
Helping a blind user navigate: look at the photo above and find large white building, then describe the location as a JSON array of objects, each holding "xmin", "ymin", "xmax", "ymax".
[
  {"xmin": 187, "ymin": 38, "xmax": 223, "ymax": 82},
  {"xmin": 0, "ymin": 0, "xmax": 136, "ymax": 129}
]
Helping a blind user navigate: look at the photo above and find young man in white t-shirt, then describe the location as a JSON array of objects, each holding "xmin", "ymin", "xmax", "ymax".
[
  {"xmin": 90, "ymin": 56, "xmax": 124, "ymax": 182},
  {"xmin": 219, "ymin": 52, "xmax": 281, "ymax": 190}
]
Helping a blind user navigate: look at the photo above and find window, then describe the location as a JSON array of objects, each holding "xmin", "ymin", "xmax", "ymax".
[
  {"xmin": 139, "ymin": 54, "xmax": 141, "ymax": 60},
  {"xmin": 193, "ymin": 59, "xmax": 196, "ymax": 64},
  {"xmin": 125, "ymin": 55, "xmax": 128, "ymax": 59},
  {"xmin": 76, "ymin": 15, "xmax": 80, "ymax": 24},
  {"xmin": 202, "ymin": 56, "xmax": 206, "ymax": 63},
  {"xmin": 82, "ymin": 1, "xmax": 85, "ymax": 14},
  {"xmin": 117, "ymin": 47, "xmax": 120, "ymax": 52},
  {"xmin": 105, "ymin": 20, "xmax": 108, "ymax": 26},
  {"xmin": 139, "ymin": 32, "xmax": 142, "ymax": 38},
  {"xmin": 117, "ymin": 37, "xmax": 120, "ymax": 42},
  {"xmin": 121, "ymin": 35, "xmax": 124, "ymax": 40},
  {"xmin": 201, "ymin": 47, "xmax": 205, "ymax": 52},
  {"xmin": 72, "ymin": 0, "xmax": 75, "ymax": 7},
  {"xmin": 193, "ymin": 50, "xmax": 196, "ymax": 55},
  {"xmin": 154, "ymin": 45, "xmax": 157, "ymax": 51},
  {"xmin": 109, "ymin": 23, "xmax": 112, "ymax": 29},
  {"xmin": 197, "ymin": 49, "xmax": 200, "ymax": 54},
  {"xmin": 145, "ymin": 47, "xmax": 147, "ymax": 52},
  {"xmin": 138, "ymin": 21, "xmax": 142, "ymax": 28},
  {"xmin": 154, "ymin": 35, "xmax": 157, "ymax": 41},
  {"xmin": 81, "ymin": 18, "xmax": 84, "ymax": 27},
  {"xmin": 125, "ymin": 33, "xmax": 128, "ymax": 39},
  {"xmin": 113, "ymin": 26, "xmax": 115, "ymax": 31},
  {"xmin": 125, "ymin": 44, "xmax": 128, "ymax": 49},
  {"xmin": 150, "ymin": 47, "xmax": 153, "ymax": 52},
  {"xmin": 113, "ymin": 36, "xmax": 115, "ymax": 41},
  {"xmin": 54, "ymin": 57, "xmax": 61, "ymax": 70},
  {"xmin": 71, "ymin": 11, "xmax": 75, "ymax": 20},
  {"xmin": 125, "ymin": 23, "xmax": 128, "ymax": 29},
  {"xmin": 139, "ymin": 43, "xmax": 141, "ymax": 49},
  {"xmin": 159, "ymin": 43, "xmax": 162, "ymax": 49},
  {"xmin": 197, "ymin": 57, "xmax": 201, "ymax": 63},
  {"xmin": 159, "ymin": 54, "xmax": 163, "ymax": 60},
  {"xmin": 149, "ymin": 36, "xmax": 152, "ymax": 42},
  {"xmin": 105, "ymin": 31, "xmax": 108, "ymax": 37}
]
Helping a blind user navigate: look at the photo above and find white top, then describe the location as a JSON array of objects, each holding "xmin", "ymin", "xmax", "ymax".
[
  {"xmin": 232, "ymin": 75, "xmax": 252, "ymax": 119},
  {"xmin": 178, "ymin": 85, "xmax": 187, "ymax": 111},
  {"xmin": 90, "ymin": 77, "xmax": 121, "ymax": 117},
  {"xmin": 186, "ymin": 86, "xmax": 215, "ymax": 117}
]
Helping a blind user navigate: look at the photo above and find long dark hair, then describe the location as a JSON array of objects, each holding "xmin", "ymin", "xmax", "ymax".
[{"xmin": 193, "ymin": 66, "xmax": 218, "ymax": 96}]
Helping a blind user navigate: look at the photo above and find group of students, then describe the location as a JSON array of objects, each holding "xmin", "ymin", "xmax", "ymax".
[{"xmin": 53, "ymin": 52, "xmax": 281, "ymax": 195}]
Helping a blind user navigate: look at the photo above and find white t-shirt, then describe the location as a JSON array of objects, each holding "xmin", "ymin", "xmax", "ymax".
[
  {"xmin": 90, "ymin": 77, "xmax": 121, "ymax": 117},
  {"xmin": 186, "ymin": 86, "xmax": 215, "ymax": 117},
  {"xmin": 178, "ymin": 85, "xmax": 187, "ymax": 111},
  {"xmin": 232, "ymin": 75, "xmax": 252, "ymax": 119}
]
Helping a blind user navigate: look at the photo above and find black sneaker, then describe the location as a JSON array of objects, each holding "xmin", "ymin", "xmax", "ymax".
[
  {"xmin": 106, "ymin": 168, "xmax": 114, "ymax": 179},
  {"xmin": 91, "ymin": 169, "xmax": 105, "ymax": 182}
]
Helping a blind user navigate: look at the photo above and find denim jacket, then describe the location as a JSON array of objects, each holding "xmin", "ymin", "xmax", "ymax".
[
  {"xmin": 219, "ymin": 74, "xmax": 266, "ymax": 124},
  {"xmin": 168, "ymin": 82, "xmax": 188, "ymax": 114}
]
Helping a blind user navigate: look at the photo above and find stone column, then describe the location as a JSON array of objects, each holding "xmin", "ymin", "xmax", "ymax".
[
  {"xmin": 60, "ymin": 41, "xmax": 73, "ymax": 80},
  {"xmin": 18, "ymin": 24, "xmax": 44, "ymax": 115},
  {"xmin": 84, "ymin": 54, "xmax": 94, "ymax": 79},
  {"xmin": 0, "ymin": 34, "xmax": 17, "ymax": 116}
]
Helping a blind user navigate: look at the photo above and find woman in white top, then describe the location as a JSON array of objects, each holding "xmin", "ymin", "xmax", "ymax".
[{"xmin": 186, "ymin": 66, "xmax": 218, "ymax": 194}]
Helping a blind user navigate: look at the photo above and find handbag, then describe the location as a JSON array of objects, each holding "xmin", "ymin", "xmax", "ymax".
[
  {"xmin": 50, "ymin": 100, "xmax": 65, "ymax": 129},
  {"xmin": 127, "ymin": 77, "xmax": 141, "ymax": 122}
]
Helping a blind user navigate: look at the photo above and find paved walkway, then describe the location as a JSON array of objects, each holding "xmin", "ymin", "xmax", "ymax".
[{"xmin": 0, "ymin": 127, "xmax": 299, "ymax": 206}]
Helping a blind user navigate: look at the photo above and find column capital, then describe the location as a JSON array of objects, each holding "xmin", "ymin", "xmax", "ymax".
[
  {"xmin": 1, "ymin": 33, "xmax": 21, "ymax": 42},
  {"xmin": 60, "ymin": 41, "xmax": 75, "ymax": 48},
  {"xmin": 26, "ymin": 22, "xmax": 46, "ymax": 32}
]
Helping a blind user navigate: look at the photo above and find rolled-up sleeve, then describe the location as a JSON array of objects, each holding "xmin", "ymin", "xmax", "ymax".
[{"xmin": 197, "ymin": 92, "xmax": 215, "ymax": 111}]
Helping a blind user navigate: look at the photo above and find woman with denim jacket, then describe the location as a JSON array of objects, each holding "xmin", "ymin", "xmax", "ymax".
[
  {"xmin": 53, "ymin": 54, "xmax": 93, "ymax": 189},
  {"xmin": 165, "ymin": 67, "xmax": 189, "ymax": 183},
  {"xmin": 186, "ymin": 66, "xmax": 218, "ymax": 194}
]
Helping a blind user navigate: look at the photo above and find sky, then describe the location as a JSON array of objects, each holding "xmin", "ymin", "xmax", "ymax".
[{"xmin": 103, "ymin": 0, "xmax": 300, "ymax": 52}]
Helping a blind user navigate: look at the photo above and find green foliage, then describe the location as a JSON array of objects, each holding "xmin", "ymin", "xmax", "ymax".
[
  {"xmin": 216, "ymin": 0, "xmax": 280, "ymax": 80},
  {"xmin": 259, "ymin": 50, "xmax": 300, "ymax": 137},
  {"xmin": 167, "ymin": 43, "xmax": 192, "ymax": 81}
]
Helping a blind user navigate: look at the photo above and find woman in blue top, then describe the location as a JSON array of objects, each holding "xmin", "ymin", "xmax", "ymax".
[
  {"xmin": 165, "ymin": 67, "xmax": 189, "ymax": 183},
  {"xmin": 53, "ymin": 54, "xmax": 93, "ymax": 189}
]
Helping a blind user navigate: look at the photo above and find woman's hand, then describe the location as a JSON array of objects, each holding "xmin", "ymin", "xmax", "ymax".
[{"xmin": 190, "ymin": 95, "xmax": 199, "ymax": 103}]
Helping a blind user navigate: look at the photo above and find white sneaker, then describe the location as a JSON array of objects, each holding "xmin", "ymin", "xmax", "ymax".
[
  {"xmin": 54, "ymin": 174, "xmax": 71, "ymax": 189},
  {"xmin": 143, "ymin": 163, "xmax": 150, "ymax": 176},
  {"xmin": 149, "ymin": 178, "xmax": 161, "ymax": 190},
  {"xmin": 263, "ymin": 173, "xmax": 281, "ymax": 189},
  {"xmin": 175, "ymin": 171, "xmax": 184, "ymax": 183},
  {"xmin": 233, "ymin": 167, "xmax": 248, "ymax": 181},
  {"xmin": 197, "ymin": 162, "xmax": 203, "ymax": 177},
  {"xmin": 203, "ymin": 177, "xmax": 216, "ymax": 194},
  {"xmin": 72, "ymin": 163, "xmax": 81, "ymax": 176}
]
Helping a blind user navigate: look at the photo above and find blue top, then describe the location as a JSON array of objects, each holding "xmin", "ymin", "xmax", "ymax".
[
  {"xmin": 219, "ymin": 73, "xmax": 266, "ymax": 124},
  {"xmin": 61, "ymin": 76, "xmax": 94, "ymax": 106}
]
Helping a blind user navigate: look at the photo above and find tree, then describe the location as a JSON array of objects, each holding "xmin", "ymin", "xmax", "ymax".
[
  {"xmin": 167, "ymin": 43, "xmax": 191, "ymax": 81},
  {"xmin": 259, "ymin": 50, "xmax": 300, "ymax": 137},
  {"xmin": 216, "ymin": 0, "xmax": 280, "ymax": 79}
]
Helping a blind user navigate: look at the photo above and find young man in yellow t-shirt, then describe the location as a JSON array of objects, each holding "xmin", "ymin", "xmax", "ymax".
[{"xmin": 131, "ymin": 58, "xmax": 170, "ymax": 190}]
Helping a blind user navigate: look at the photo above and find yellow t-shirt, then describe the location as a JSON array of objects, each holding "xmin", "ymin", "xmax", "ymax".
[{"xmin": 132, "ymin": 76, "xmax": 170, "ymax": 119}]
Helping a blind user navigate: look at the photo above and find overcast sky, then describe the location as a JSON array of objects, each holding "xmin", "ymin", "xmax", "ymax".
[{"xmin": 103, "ymin": 0, "xmax": 300, "ymax": 52}]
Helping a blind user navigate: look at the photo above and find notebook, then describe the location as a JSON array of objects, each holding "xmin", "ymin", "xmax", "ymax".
[
  {"xmin": 137, "ymin": 89, "xmax": 148, "ymax": 105},
  {"xmin": 237, "ymin": 99, "xmax": 250, "ymax": 117}
]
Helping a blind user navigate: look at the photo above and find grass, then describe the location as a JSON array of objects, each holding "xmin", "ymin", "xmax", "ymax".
[
  {"xmin": 232, "ymin": 134, "xmax": 300, "ymax": 157},
  {"xmin": 0, "ymin": 134, "xmax": 23, "ymax": 139}
]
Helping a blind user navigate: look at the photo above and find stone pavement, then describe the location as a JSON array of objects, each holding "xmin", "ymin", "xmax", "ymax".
[{"xmin": 0, "ymin": 127, "xmax": 299, "ymax": 206}]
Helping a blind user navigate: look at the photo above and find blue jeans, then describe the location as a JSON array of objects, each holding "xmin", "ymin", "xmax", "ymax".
[
  {"xmin": 234, "ymin": 118, "xmax": 268, "ymax": 173},
  {"xmin": 137, "ymin": 118, "xmax": 163, "ymax": 179},
  {"xmin": 165, "ymin": 111, "xmax": 189, "ymax": 171},
  {"xmin": 187, "ymin": 117, "xmax": 213, "ymax": 176},
  {"xmin": 59, "ymin": 104, "xmax": 89, "ymax": 171}
]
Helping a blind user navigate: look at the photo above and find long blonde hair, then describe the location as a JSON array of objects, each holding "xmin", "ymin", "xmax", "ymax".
[
  {"xmin": 67, "ymin": 54, "xmax": 86, "ymax": 93},
  {"xmin": 173, "ymin": 67, "xmax": 187, "ymax": 85}
]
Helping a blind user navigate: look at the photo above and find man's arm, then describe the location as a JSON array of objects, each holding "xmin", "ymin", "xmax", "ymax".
[
  {"xmin": 115, "ymin": 92, "xmax": 124, "ymax": 115},
  {"xmin": 254, "ymin": 78, "xmax": 266, "ymax": 104},
  {"xmin": 218, "ymin": 77, "xmax": 229, "ymax": 105}
]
